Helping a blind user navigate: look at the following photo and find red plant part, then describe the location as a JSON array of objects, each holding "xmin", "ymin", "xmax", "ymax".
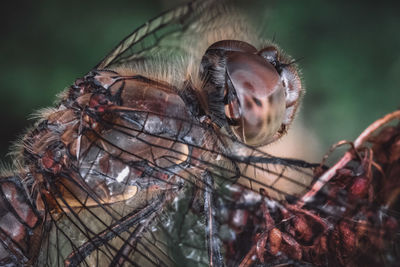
[{"xmin": 226, "ymin": 110, "xmax": 400, "ymax": 266}]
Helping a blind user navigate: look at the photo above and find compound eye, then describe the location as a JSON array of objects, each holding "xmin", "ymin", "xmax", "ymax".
[
  {"xmin": 258, "ymin": 46, "xmax": 279, "ymax": 67},
  {"xmin": 225, "ymin": 52, "xmax": 286, "ymax": 146},
  {"xmin": 200, "ymin": 40, "xmax": 258, "ymax": 85}
]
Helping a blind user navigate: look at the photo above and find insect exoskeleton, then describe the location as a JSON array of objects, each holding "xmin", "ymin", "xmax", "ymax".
[{"xmin": 200, "ymin": 40, "xmax": 302, "ymax": 147}]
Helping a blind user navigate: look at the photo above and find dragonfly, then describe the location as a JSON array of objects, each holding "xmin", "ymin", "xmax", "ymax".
[{"xmin": 0, "ymin": 0, "xmax": 398, "ymax": 266}]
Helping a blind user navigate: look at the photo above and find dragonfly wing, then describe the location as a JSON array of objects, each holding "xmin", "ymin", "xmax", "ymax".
[
  {"xmin": 94, "ymin": 0, "xmax": 264, "ymax": 94},
  {"xmin": 96, "ymin": 0, "xmax": 217, "ymax": 70}
]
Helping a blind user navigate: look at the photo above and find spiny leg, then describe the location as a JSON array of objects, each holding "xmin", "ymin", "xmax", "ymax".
[{"xmin": 203, "ymin": 171, "xmax": 224, "ymax": 267}]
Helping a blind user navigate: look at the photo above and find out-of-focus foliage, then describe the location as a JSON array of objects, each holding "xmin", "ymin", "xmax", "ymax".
[
  {"xmin": 264, "ymin": 0, "xmax": 400, "ymax": 149},
  {"xmin": 0, "ymin": 0, "xmax": 399, "ymax": 162}
]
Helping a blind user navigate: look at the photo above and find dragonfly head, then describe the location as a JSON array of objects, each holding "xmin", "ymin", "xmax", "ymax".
[{"xmin": 200, "ymin": 40, "xmax": 302, "ymax": 147}]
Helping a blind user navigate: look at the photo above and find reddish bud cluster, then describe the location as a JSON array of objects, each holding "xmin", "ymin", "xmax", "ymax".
[{"xmin": 227, "ymin": 123, "xmax": 400, "ymax": 266}]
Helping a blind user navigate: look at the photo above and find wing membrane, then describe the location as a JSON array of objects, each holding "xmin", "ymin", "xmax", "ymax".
[
  {"xmin": 36, "ymin": 100, "xmax": 316, "ymax": 266},
  {"xmin": 34, "ymin": 98, "xmax": 399, "ymax": 266},
  {"xmin": 96, "ymin": 0, "xmax": 214, "ymax": 69}
]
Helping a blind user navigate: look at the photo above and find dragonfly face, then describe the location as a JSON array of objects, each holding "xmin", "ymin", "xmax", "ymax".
[
  {"xmin": 200, "ymin": 40, "xmax": 302, "ymax": 146},
  {"xmin": 0, "ymin": 1, "xmax": 398, "ymax": 266}
]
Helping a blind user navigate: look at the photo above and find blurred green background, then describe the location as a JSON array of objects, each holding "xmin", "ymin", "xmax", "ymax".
[{"xmin": 0, "ymin": 0, "xmax": 399, "ymax": 164}]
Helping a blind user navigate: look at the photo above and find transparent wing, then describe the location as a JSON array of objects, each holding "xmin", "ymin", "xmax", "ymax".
[
  {"xmin": 94, "ymin": 0, "xmax": 263, "ymax": 94},
  {"xmin": 37, "ymin": 90, "xmax": 399, "ymax": 266},
  {"xmin": 96, "ymin": 0, "xmax": 223, "ymax": 70},
  {"xmin": 30, "ymin": 71, "xmax": 317, "ymax": 266}
]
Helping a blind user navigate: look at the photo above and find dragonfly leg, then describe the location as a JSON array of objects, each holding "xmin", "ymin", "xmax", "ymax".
[
  {"xmin": 203, "ymin": 171, "xmax": 224, "ymax": 267},
  {"xmin": 64, "ymin": 194, "xmax": 166, "ymax": 267}
]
